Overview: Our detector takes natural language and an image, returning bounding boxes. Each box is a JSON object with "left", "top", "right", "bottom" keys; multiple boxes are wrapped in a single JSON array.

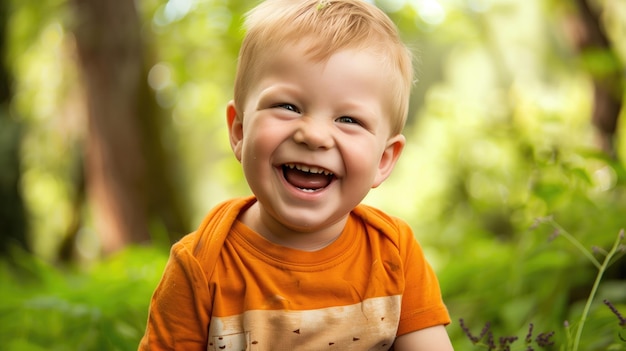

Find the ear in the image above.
[
  {"left": 372, "top": 134, "right": 405, "bottom": 188},
  {"left": 226, "top": 101, "right": 244, "bottom": 162}
]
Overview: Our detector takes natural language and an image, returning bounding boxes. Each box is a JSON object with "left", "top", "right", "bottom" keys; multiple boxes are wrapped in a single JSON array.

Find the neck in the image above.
[{"left": 239, "top": 202, "right": 347, "bottom": 251}]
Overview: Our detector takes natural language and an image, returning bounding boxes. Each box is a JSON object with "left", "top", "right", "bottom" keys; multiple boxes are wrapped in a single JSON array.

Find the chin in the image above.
[{"left": 279, "top": 209, "right": 347, "bottom": 232}]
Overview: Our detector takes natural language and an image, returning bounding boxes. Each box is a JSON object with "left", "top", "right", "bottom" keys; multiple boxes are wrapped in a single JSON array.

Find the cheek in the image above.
[
  {"left": 240, "top": 127, "right": 275, "bottom": 166},
  {"left": 241, "top": 141, "right": 262, "bottom": 166},
  {"left": 343, "top": 145, "right": 381, "bottom": 181}
]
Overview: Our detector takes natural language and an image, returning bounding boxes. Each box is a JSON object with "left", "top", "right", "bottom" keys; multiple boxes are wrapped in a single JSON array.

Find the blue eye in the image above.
[
  {"left": 276, "top": 104, "right": 299, "bottom": 113},
  {"left": 336, "top": 116, "right": 359, "bottom": 124}
]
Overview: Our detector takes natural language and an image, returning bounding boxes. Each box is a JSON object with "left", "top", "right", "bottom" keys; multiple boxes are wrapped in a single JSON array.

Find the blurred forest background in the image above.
[{"left": 0, "top": 0, "right": 625, "bottom": 349}]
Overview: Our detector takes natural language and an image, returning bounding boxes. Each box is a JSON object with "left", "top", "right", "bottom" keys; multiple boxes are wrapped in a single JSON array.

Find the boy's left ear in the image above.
[
  {"left": 226, "top": 101, "right": 244, "bottom": 162},
  {"left": 372, "top": 134, "right": 405, "bottom": 188}
]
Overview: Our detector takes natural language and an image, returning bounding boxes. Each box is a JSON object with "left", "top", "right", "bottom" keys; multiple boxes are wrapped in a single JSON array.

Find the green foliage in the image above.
[
  {"left": 456, "top": 222, "right": 625, "bottom": 351},
  {"left": 428, "top": 106, "right": 626, "bottom": 350},
  {"left": 429, "top": 121, "right": 626, "bottom": 349},
  {"left": 0, "top": 247, "right": 167, "bottom": 350}
]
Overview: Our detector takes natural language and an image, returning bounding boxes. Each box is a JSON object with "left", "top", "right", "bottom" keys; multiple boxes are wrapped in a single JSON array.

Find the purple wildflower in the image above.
[
  {"left": 548, "top": 229, "right": 560, "bottom": 242},
  {"left": 498, "top": 335, "right": 518, "bottom": 351},
  {"left": 525, "top": 323, "right": 534, "bottom": 344},
  {"left": 604, "top": 299, "right": 626, "bottom": 326},
  {"left": 459, "top": 318, "right": 491, "bottom": 344},
  {"left": 486, "top": 331, "right": 495, "bottom": 350},
  {"left": 536, "top": 331, "right": 555, "bottom": 347}
]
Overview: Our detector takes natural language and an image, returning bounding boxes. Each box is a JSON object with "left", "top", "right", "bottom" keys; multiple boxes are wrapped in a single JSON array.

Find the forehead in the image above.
[
  {"left": 257, "top": 40, "right": 387, "bottom": 80},
  {"left": 251, "top": 39, "right": 393, "bottom": 86}
]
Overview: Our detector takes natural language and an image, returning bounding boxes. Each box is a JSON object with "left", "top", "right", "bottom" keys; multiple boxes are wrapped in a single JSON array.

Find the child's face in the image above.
[{"left": 227, "top": 44, "right": 405, "bottom": 236}]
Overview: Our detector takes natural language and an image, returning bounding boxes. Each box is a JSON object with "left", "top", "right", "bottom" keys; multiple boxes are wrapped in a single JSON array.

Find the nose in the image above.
[{"left": 293, "top": 116, "right": 334, "bottom": 150}]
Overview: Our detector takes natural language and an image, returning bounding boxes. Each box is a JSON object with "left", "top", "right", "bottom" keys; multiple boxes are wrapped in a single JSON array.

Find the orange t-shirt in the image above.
[{"left": 139, "top": 197, "right": 449, "bottom": 350}]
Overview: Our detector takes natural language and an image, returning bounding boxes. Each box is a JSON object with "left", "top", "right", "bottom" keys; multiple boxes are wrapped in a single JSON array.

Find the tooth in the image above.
[{"left": 284, "top": 163, "right": 333, "bottom": 175}]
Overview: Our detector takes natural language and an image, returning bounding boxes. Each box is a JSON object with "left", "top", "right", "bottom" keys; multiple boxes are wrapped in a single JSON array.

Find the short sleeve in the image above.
[
  {"left": 138, "top": 240, "right": 212, "bottom": 350},
  {"left": 396, "top": 221, "right": 450, "bottom": 336}
]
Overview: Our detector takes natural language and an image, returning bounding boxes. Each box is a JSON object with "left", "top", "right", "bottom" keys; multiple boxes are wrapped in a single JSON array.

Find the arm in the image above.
[
  {"left": 138, "top": 242, "right": 212, "bottom": 351},
  {"left": 392, "top": 219, "right": 453, "bottom": 350},
  {"left": 393, "top": 325, "right": 454, "bottom": 351},
  {"left": 394, "top": 222, "right": 452, "bottom": 337}
]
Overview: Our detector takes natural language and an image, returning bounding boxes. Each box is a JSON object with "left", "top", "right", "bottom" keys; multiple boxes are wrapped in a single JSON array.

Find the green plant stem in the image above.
[
  {"left": 571, "top": 231, "right": 624, "bottom": 351},
  {"left": 547, "top": 219, "right": 601, "bottom": 269},
  {"left": 563, "top": 321, "right": 572, "bottom": 351}
]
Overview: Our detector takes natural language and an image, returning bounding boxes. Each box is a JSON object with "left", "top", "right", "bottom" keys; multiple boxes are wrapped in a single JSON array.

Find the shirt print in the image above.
[{"left": 207, "top": 295, "right": 401, "bottom": 351}]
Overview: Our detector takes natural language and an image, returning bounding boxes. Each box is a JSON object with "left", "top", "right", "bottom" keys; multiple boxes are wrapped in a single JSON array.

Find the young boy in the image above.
[{"left": 139, "top": 0, "right": 453, "bottom": 350}]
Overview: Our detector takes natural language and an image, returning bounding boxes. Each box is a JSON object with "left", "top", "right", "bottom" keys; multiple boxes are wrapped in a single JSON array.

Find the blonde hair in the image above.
[{"left": 233, "top": 0, "right": 413, "bottom": 135}]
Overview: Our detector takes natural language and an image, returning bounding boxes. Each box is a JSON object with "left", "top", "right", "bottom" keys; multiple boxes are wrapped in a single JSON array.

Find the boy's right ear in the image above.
[{"left": 226, "top": 101, "right": 243, "bottom": 162}]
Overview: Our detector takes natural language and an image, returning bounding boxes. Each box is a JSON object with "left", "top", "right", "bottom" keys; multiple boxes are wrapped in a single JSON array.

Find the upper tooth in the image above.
[{"left": 286, "top": 163, "right": 332, "bottom": 175}]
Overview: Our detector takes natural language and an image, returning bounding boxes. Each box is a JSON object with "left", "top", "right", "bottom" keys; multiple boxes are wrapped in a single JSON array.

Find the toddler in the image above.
[{"left": 139, "top": 0, "right": 453, "bottom": 349}]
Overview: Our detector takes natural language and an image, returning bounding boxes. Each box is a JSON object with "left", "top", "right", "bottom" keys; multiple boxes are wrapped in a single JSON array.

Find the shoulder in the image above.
[
  {"left": 173, "top": 196, "right": 256, "bottom": 258},
  {"left": 352, "top": 203, "right": 413, "bottom": 234},
  {"left": 351, "top": 203, "right": 415, "bottom": 247}
]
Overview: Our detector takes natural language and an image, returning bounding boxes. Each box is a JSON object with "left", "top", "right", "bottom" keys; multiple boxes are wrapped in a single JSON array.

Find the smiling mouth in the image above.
[{"left": 282, "top": 163, "right": 335, "bottom": 192}]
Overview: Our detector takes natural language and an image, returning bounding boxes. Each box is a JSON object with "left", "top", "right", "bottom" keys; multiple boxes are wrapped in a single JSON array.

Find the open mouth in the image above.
[{"left": 282, "top": 163, "right": 335, "bottom": 192}]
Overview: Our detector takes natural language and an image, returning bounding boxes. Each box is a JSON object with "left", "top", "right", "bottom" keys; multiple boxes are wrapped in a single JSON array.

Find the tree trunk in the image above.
[
  {"left": 0, "top": 0, "right": 28, "bottom": 256},
  {"left": 71, "top": 0, "right": 188, "bottom": 254},
  {"left": 568, "top": 0, "right": 623, "bottom": 158}
]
